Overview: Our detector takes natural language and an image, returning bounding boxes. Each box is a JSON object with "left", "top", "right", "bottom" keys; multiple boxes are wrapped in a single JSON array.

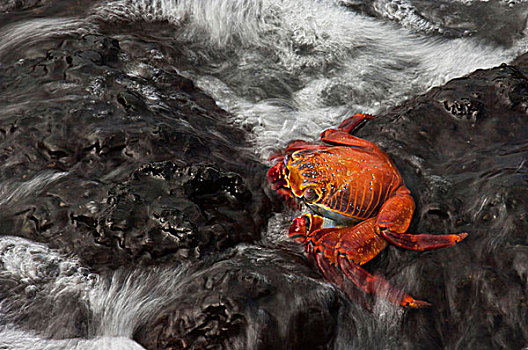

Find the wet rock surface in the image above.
[
  {"left": 133, "top": 246, "right": 340, "bottom": 350},
  {"left": 346, "top": 0, "right": 528, "bottom": 46},
  {"left": 0, "top": 18, "right": 527, "bottom": 350},
  {"left": 0, "top": 34, "right": 273, "bottom": 270},
  {"left": 353, "top": 58, "right": 528, "bottom": 349}
]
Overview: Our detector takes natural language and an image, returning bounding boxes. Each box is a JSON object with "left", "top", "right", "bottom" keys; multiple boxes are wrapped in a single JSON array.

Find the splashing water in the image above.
[
  {"left": 1, "top": 0, "right": 528, "bottom": 348},
  {"left": 94, "top": 0, "right": 526, "bottom": 159}
]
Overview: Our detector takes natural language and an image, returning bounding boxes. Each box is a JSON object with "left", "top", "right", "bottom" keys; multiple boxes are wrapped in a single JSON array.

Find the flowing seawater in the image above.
[{"left": 0, "top": 0, "right": 527, "bottom": 348}]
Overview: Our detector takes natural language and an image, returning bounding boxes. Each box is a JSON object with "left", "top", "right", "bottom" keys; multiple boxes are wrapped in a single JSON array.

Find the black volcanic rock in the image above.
[
  {"left": 352, "top": 60, "right": 528, "bottom": 349},
  {"left": 0, "top": 25, "right": 527, "bottom": 350},
  {"left": 93, "top": 162, "right": 263, "bottom": 265},
  {"left": 133, "top": 57, "right": 527, "bottom": 349},
  {"left": 0, "top": 34, "right": 274, "bottom": 270},
  {"left": 133, "top": 246, "right": 340, "bottom": 350}
]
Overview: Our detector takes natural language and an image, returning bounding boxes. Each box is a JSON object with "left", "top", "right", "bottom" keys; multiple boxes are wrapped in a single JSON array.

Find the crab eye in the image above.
[{"left": 303, "top": 188, "right": 317, "bottom": 202}]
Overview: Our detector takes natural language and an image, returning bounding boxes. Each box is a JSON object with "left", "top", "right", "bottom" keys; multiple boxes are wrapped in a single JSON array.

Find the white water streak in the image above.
[
  {"left": 0, "top": 236, "right": 179, "bottom": 349},
  {"left": 89, "top": 266, "right": 190, "bottom": 338},
  {"left": 0, "top": 328, "right": 145, "bottom": 350},
  {"left": 0, "top": 171, "right": 68, "bottom": 207},
  {"left": 94, "top": 0, "right": 526, "bottom": 159},
  {"left": 0, "top": 18, "right": 95, "bottom": 61}
]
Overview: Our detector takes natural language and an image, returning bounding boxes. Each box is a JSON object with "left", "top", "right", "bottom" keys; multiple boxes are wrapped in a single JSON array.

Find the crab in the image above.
[{"left": 268, "top": 113, "right": 468, "bottom": 308}]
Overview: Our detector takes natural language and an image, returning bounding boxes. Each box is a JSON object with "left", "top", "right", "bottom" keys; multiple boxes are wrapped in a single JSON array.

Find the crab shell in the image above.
[{"left": 271, "top": 146, "right": 404, "bottom": 223}]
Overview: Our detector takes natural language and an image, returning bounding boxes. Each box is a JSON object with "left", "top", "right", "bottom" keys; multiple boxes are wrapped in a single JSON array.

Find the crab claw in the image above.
[
  {"left": 288, "top": 216, "right": 309, "bottom": 244},
  {"left": 267, "top": 162, "right": 288, "bottom": 190},
  {"left": 288, "top": 213, "right": 325, "bottom": 244}
]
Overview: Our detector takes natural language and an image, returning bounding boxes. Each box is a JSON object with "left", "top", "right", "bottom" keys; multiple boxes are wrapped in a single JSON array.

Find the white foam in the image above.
[
  {"left": 0, "top": 171, "right": 68, "bottom": 207},
  {"left": 0, "top": 327, "right": 146, "bottom": 350},
  {"left": 89, "top": 266, "right": 190, "bottom": 338},
  {"left": 0, "top": 18, "right": 94, "bottom": 61},
  {"left": 0, "top": 236, "right": 176, "bottom": 348},
  {"left": 94, "top": 0, "right": 523, "bottom": 160},
  {"left": 371, "top": 0, "right": 444, "bottom": 34}
]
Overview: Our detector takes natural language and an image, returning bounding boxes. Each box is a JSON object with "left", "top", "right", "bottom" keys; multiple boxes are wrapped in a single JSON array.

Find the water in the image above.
[
  {"left": 91, "top": 0, "right": 526, "bottom": 158},
  {"left": 1, "top": 0, "right": 527, "bottom": 349}
]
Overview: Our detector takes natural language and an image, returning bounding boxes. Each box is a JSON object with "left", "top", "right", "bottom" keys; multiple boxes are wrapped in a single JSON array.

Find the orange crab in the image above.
[{"left": 268, "top": 113, "right": 468, "bottom": 308}]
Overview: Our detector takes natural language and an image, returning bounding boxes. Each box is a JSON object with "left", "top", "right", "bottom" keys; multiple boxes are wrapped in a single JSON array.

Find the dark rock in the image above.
[
  {"left": 0, "top": 0, "right": 41, "bottom": 13},
  {"left": 1, "top": 15, "right": 527, "bottom": 350},
  {"left": 92, "top": 161, "right": 264, "bottom": 265},
  {"left": 133, "top": 246, "right": 340, "bottom": 350},
  {"left": 353, "top": 60, "right": 528, "bottom": 349},
  {"left": 0, "top": 34, "right": 274, "bottom": 271},
  {"left": 346, "top": 1, "right": 528, "bottom": 46}
]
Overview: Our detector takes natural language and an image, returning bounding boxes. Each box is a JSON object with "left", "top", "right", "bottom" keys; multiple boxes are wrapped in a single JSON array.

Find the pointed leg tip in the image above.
[
  {"left": 403, "top": 298, "right": 431, "bottom": 309},
  {"left": 360, "top": 113, "right": 376, "bottom": 120},
  {"left": 458, "top": 232, "right": 469, "bottom": 241}
]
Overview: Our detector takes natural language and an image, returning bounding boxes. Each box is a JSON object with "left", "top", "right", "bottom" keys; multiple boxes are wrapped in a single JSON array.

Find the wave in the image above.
[{"left": 93, "top": 0, "right": 524, "bottom": 159}]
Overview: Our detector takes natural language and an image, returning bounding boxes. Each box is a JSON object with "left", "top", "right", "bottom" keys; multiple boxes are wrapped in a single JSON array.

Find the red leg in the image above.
[
  {"left": 337, "top": 113, "right": 375, "bottom": 134},
  {"left": 284, "top": 140, "right": 330, "bottom": 154},
  {"left": 338, "top": 256, "right": 430, "bottom": 308},
  {"left": 381, "top": 230, "right": 468, "bottom": 251},
  {"left": 269, "top": 140, "right": 332, "bottom": 161},
  {"left": 376, "top": 186, "right": 415, "bottom": 233},
  {"left": 271, "top": 113, "right": 374, "bottom": 160},
  {"left": 304, "top": 217, "right": 428, "bottom": 308},
  {"left": 376, "top": 186, "right": 468, "bottom": 250},
  {"left": 309, "top": 218, "right": 387, "bottom": 265},
  {"left": 300, "top": 217, "right": 372, "bottom": 308},
  {"left": 320, "top": 129, "right": 383, "bottom": 153},
  {"left": 315, "top": 253, "right": 372, "bottom": 310}
]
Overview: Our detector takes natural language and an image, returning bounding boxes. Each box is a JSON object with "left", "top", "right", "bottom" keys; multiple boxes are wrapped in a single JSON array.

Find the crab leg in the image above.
[
  {"left": 272, "top": 112, "right": 374, "bottom": 160},
  {"left": 291, "top": 214, "right": 371, "bottom": 306},
  {"left": 336, "top": 113, "right": 375, "bottom": 134},
  {"left": 320, "top": 129, "right": 384, "bottom": 153},
  {"left": 284, "top": 140, "right": 331, "bottom": 154},
  {"left": 314, "top": 253, "right": 371, "bottom": 310},
  {"left": 292, "top": 214, "right": 430, "bottom": 308},
  {"left": 380, "top": 230, "right": 468, "bottom": 251},
  {"left": 269, "top": 140, "right": 332, "bottom": 161},
  {"left": 376, "top": 186, "right": 468, "bottom": 250},
  {"left": 337, "top": 255, "right": 430, "bottom": 308},
  {"left": 325, "top": 218, "right": 429, "bottom": 308}
]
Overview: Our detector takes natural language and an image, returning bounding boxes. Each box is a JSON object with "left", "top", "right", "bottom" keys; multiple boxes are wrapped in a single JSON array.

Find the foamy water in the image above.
[
  {"left": 1, "top": 0, "right": 527, "bottom": 348},
  {"left": 92, "top": 0, "right": 527, "bottom": 159}
]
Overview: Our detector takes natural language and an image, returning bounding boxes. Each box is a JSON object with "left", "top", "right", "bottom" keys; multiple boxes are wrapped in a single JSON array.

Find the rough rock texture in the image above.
[
  {"left": 0, "top": 34, "right": 273, "bottom": 270},
  {"left": 345, "top": 0, "right": 527, "bottom": 46},
  {"left": 0, "top": 23, "right": 527, "bottom": 350},
  {"left": 0, "top": 32, "right": 341, "bottom": 350},
  {"left": 133, "top": 246, "right": 340, "bottom": 350},
  {"left": 352, "top": 58, "right": 528, "bottom": 349},
  {"left": 129, "top": 53, "right": 527, "bottom": 349}
]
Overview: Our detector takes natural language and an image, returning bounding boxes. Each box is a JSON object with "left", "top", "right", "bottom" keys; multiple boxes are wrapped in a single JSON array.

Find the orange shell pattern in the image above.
[{"left": 286, "top": 146, "right": 403, "bottom": 220}]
